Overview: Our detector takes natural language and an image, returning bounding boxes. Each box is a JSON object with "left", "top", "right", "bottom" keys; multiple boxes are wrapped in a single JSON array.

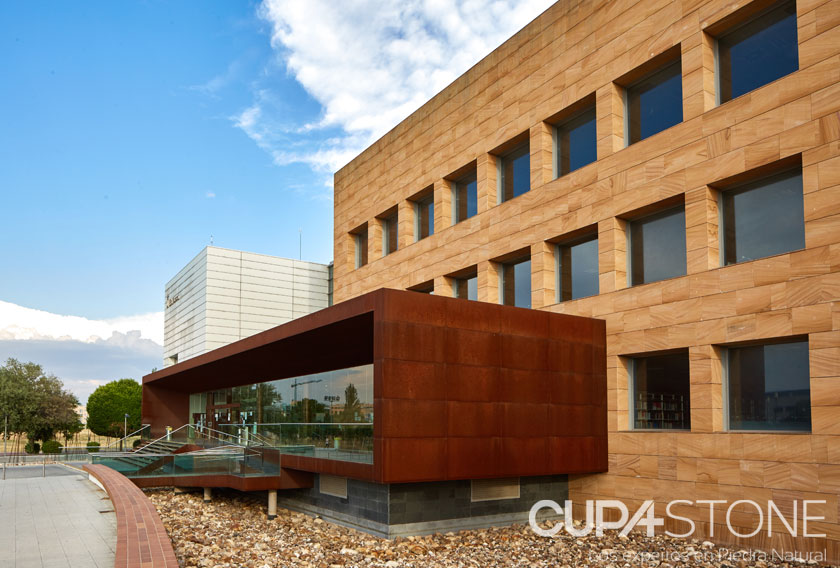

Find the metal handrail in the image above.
[
  {"left": 102, "top": 423, "right": 152, "bottom": 450},
  {"left": 135, "top": 423, "right": 193, "bottom": 452},
  {"left": 192, "top": 424, "right": 267, "bottom": 447}
]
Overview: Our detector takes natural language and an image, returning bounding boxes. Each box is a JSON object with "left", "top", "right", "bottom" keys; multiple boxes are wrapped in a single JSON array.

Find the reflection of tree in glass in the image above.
[
  {"left": 287, "top": 398, "right": 327, "bottom": 423},
  {"left": 256, "top": 383, "right": 280, "bottom": 423},
  {"left": 237, "top": 383, "right": 281, "bottom": 423},
  {"left": 340, "top": 383, "right": 361, "bottom": 423}
]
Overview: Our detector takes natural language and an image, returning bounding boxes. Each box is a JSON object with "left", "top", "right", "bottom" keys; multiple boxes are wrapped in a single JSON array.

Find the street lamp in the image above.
[{"left": 123, "top": 414, "right": 129, "bottom": 451}]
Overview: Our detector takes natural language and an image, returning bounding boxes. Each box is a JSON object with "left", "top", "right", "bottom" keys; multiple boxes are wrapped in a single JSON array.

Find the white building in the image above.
[{"left": 163, "top": 246, "right": 332, "bottom": 366}]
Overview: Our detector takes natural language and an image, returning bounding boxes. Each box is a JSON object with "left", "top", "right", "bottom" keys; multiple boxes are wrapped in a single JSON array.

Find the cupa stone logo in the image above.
[{"left": 529, "top": 499, "right": 827, "bottom": 539}]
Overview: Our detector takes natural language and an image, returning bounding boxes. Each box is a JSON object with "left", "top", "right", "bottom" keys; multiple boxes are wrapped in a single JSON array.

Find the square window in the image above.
[
  {"left": 414, "top": 193, "right": 434, "bottom": 241},
  {"left": 353, "top": 226, "right": 368, "bottom": 268},
  {"left": 716, "top": 0, "right": 798, "bottom": 104},
  {"left": 628, "top": 205, "right": 687, "bottom": 286},
  {"left": 453, "top": 170, "right": 478, "bottom": 223},
  {"left": 500, "top": 257, "right": 531, "bottom": 308},
  {"left": 625, "top": 58, "right": 683, "bottom": 145},
  {"left": 555, "top": 106, "right": 597, "bottom": 177},
  {"left": 631, "top": 351, "right": 691, "bottom": 430},
  {"left": 726, "top": 339, "right": 810, "bottom": 431},
  {"left": 720, "top": 167, "right": 805, "bottom": 265},
  {"left": 499, "top": 142, "right": 530, "bottom": 202},
  {"left": 453, "top": 270, "right": 478, "bottom": 301},
  {"left": 556, "top": 234, "right": 599, "bottom": 302},
  {"left": 381, "top": 211, "right": 398, "bottom": 256}
]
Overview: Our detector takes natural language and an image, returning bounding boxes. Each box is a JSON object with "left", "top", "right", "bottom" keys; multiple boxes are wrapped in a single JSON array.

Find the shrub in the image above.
[
  {"left": 132, "top": 438, "right": 144, "bottom": 449},
  {"left": 42, "top": 440, "right": 62, "bottom": 454},
  {"left": 25, "top": 441, "right": 41, "bottom": 454},
  {"left": 87, "top": 441, "right": 100, "bottom": 453}
]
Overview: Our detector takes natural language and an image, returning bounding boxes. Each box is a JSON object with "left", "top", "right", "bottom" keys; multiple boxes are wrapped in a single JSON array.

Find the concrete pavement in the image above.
[{"left": 0, "top": 465, "right": 116, "bottom": 568}]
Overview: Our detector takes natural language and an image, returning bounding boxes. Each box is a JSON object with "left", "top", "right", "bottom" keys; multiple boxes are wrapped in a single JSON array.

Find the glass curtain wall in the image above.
[{"left": 188, "top": 364, "right": 373, "bottom": 463}]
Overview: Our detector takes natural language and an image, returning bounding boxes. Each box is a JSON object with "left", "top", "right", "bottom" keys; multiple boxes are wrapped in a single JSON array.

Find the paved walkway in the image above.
[{"left": 0, "top": 465, "right": 116, "bottom": 568}]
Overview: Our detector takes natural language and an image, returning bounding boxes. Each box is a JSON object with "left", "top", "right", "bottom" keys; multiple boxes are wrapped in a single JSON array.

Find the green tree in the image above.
[
  {"left": 0, "top": 359, "right": 80, "bottom": 449},
  {"left": 26, "top": 374, "right": 81, "bottom": 442},
  {"left": 86, "top": 379, "right": 142, "bottom": 438},
  {"left": 340, "top": 383, "right": 362, "bottom": 423}
]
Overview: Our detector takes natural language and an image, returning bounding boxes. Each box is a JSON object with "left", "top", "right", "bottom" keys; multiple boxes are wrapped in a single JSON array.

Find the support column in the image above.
[
  {"left": 433, "top": 275, "right": 454, "bottom": 297},
  {"left": 531, "top": 241, "right": 556, "bottom": 309},
  {"left": 203, "top": 487, "right": 212, "bottom": 503},
  {"left": 268, "top": 489, "right": 277, "bottom": 520},
  {"left": 398, "top": 200, "right": 414, "bottom": 249},
  {"left": 598, "top": 217, "right": 628, "bottom": 293},
  {"left": 434, "top": 179, "right": 452, "bottom": 230},
  {"left": 369, "top": 217, "right": 384, "bottom": 259},
  {"left": 531, "top": 121, "right": 554, "bottom": 188},
  {"left": 476, "top": 153, "right": 498, "bottom": 212},
  {"left": 477, "top": 260, "right": 500, "bottom": 304},
  {"left": 596, "top": 83, "right": 625, "bottom": 159},
  {"left": 685, "top": 187, "right": 720, "bottom": 274}
]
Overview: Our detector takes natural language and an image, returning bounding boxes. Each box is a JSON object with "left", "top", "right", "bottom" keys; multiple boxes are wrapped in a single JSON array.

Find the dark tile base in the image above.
[{"left": 277, "top": 474, "right": 568, "bottom": 537}]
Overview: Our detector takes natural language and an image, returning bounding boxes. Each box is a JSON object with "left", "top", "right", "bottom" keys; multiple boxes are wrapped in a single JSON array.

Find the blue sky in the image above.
[
  {"left": 1, "top": 1, "right": 331, "bottom": 320},
  {"left": 0, "top": 0, "right": 553, "bottom": 402}
]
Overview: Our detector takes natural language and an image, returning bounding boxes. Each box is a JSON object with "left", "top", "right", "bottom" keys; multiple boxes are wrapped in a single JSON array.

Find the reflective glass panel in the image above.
[
  {"left": 190, "top": 364, "right": 374, "bottom": 464},
  {"left": 556, "top": 106, "right": 597, "bottom": 176},
  {"left": 722, "top": 168, "right": 805, "bottom": 265},
  {"left": 454, "top": 273, "right": 478, "bottom": 301},
  {"left": 454, "top": 171, "right": 478, "bottom": 222},
  {"left": 501, "top": 258, "right": 531, "bottom": 308},
  {"left": 626, "top": 59, "right": 683, "bottom": 144},
  {"left": 718, "top": 1, "right": 798, "bottom": 103},
  {"left": 728, "top": 340, "right": 810, "bottom": 431},
  {"left": 500, "top": 143, "right": 530, "bottom": 202},
  {"left": 629, "top": 206, "right": 687, "bottom": 285},
  {"left": 355, "top": 228, "right": 368, "bottom": 268},
  {"left": 557, "top": 235, "right": 599, "bottom": 301},
  {"left": 383, "top": 213, "right": 398, "bottom": 255},
  {"left": 416, "top": 194, "right": 434, "bottom": 240}
]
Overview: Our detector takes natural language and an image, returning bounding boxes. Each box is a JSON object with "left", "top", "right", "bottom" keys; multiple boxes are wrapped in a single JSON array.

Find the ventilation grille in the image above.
[
  {"left": 471, "top": 478, "right": 520, "bottom": 502},
  {"left": 319, "top": 474, "right": 348, "bottom": 499}
]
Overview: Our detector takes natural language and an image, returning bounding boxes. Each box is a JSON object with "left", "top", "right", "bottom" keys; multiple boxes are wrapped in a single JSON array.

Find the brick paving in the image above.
[{"left": 84, "top": 464, "right": 178, "bottom": 568}]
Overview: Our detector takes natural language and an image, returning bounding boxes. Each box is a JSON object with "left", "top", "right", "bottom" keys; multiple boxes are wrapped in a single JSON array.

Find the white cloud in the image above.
[
  {"left": 237, "top": 0, "right": 554, "bottom": 175},
  {"left": 206, "top": 191, "right": 216, "bottom": 198},
  {"left": 0, "top": 300, "right": 163, "bottom": 346},
  {"left": 0, "top": 338, "right": 161, "bottom": 404},
  {"left": 0, "top": 301, "right": 164, "bottom": 403}
]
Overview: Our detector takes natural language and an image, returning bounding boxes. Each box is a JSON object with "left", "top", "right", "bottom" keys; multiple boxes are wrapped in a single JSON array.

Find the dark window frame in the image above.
[
  {"left": 718, "top": 165, "right": 805, "bottom": 266},
  {"left": 629, "top": 350, "right": 692, "bottom": 431},
  {"left": 714, "top": 0, "right": 799, "bottom": 105},
  {"left": 412, "top": 190, "right": 435, "bottom": 242},
  {"left": 450, "top": 167, "right": 478, "bottom": 224},
  {"left": 554, "top": 105, "right": 598, "bottom": 178},
  {"left": 723, "top": 337, "right": 811, "bottom": 433},
  {"left": 454, "top": 273, "right": 478, "bottom": 301},
  {"left": 555, "top": 232, "right": 599, "bottom": 302},
  {"left": 499, "top": 255, "right": 532, "bottom": 308},
  {"left": 624, "top": 57, "right": 684, "bottom": 145},
  {"left": 380, "top": 210, "right": 398, "bottom": 256},
  {"left": 353, "top": 225, "right": 369, "bottom": 268},
  {"left": 626, "top": 204, "right": 687, "bottom": 286},
  {"left": 498, "top": 141, "right": 531, "bottom": 203}
]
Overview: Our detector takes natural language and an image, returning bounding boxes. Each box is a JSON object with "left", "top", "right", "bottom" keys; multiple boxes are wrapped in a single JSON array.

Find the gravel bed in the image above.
[{"left": 147, "top": 488, "right": 834, "bottom": 568}]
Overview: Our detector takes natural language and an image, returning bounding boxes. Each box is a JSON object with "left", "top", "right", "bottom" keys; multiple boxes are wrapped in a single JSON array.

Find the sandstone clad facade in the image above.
[{"left": 333, "top": 0, "right": 840, "bottom": 558}]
